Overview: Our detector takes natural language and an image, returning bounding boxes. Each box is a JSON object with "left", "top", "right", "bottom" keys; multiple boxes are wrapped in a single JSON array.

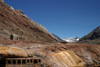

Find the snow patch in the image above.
[{"left": 62, "top": 37, "right": 80, "bottom": 42}]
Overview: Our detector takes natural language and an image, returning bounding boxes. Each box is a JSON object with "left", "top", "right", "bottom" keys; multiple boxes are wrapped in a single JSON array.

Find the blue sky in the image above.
[{"left": 5, "top": 0, "right": 100, "bottom": 38}]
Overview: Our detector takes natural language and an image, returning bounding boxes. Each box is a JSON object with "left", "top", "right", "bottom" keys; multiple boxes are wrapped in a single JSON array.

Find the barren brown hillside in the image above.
[
  {"left": 79, "top": 26, "right": 100, "bottom": 44},
  {"left": 0, "top": 0, "right": 60, "bottom": 42}
]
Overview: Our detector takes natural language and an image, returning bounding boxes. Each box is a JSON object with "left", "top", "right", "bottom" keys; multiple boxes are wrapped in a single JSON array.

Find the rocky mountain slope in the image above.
[
  {"left": 79, "top": 26, "right": 100, "bottom": 44},
  {"left": 0, "top": 0, "right": 60, "bottom": 42}
]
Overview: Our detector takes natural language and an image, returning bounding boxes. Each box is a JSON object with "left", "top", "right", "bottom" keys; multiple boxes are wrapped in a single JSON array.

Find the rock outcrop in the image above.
[
  {"left": 44, "top": 43, "right": 100, "bottom": 66},
  {"left": 47, "top": 50, "right": 86, "bottom": 67},
  {"left": 0, "top": 47, "right": 33, "bottom": 58}
]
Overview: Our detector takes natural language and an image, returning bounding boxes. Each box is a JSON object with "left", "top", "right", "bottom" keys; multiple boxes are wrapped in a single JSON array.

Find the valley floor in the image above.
[{"left": 0, "top": 40, "right": 100, "bottom": 67}]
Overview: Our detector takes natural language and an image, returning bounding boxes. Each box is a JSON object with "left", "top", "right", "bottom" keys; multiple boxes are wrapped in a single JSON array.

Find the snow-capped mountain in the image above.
[{"left": 62, "top": 37, "right": 80, "bottom": 42}]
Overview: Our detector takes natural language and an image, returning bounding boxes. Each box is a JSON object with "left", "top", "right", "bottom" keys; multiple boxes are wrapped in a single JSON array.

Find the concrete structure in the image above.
[{"left": 0, "top": 57, "right": 44, "bottom": 67}]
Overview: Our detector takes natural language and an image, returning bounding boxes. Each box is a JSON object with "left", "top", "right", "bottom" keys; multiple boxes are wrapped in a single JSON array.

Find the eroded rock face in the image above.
[
  {"left": 0, "top": 47, "right": 33, "bottom": 58},
  {"left": 47, "top": 50, "right": 86, "bottom": 67},
  {"left": 43, "top": 43, "right": 100, "bottom": 66}
]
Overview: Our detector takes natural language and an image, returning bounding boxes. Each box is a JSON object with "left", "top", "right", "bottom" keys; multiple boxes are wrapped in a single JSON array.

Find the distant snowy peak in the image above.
[{"left": 62, "top": 37, "right": 80, "bottom": 42}]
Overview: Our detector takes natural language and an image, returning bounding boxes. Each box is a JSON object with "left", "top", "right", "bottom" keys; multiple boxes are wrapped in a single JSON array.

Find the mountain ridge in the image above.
[
  {"left": 0, "top": 1, "right": 60, "bottom": 42},
  {"left": 63, "top": 37, "right": 80, "bottom": 42},
  {"left": 79, "top": 26, "right": 100, "bottom": 44}
]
